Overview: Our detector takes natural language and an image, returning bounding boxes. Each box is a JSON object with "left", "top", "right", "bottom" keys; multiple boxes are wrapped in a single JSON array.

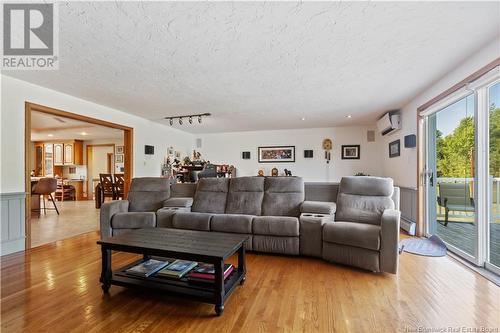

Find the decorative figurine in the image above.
[
  {"left": 284, "top": 169, "right": 292, "bottom": 176},
  {"left": 271, "top": 167, "right": 279, "bottom": 177},
  {"left": 257, "top": 170, "right": 264, "bottom": 177},
  {"left": 323, "top": 138, "right": 333, "bottom": 164}
]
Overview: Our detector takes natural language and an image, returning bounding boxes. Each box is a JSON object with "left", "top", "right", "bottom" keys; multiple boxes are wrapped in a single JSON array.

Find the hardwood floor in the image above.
[
  {"left": 1, "top": 232, "right": 499, "bottom": 333},
  {"left": 30, "top": 200, "right": 99, "bottom": 247}
]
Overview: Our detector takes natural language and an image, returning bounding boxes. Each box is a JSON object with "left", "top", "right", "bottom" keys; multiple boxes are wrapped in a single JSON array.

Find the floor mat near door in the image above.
[{"left": 399, "top": 235, "right": 447, "bottom": 257}]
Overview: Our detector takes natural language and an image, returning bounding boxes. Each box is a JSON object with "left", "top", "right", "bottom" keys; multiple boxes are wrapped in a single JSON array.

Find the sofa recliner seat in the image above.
[
  {"left": 321, "top": 176, "right": 400, "bottom": 273},
  {"left": 100, "top": 177, "right": 170, "bottom": 237}
]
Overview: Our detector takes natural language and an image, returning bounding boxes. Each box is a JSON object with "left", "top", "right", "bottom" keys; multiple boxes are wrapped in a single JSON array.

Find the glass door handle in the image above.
[{"left": 423, "top": 169, "right": 434, "bottom": 187}]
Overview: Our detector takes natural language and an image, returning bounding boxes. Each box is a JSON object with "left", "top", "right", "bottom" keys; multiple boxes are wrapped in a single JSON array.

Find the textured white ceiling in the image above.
[
  {"left": 31, "top": 111, "right": 123, "bottom": 141},
  {"left": 6, "top": 1, "right": 500, "bottom": 133}
]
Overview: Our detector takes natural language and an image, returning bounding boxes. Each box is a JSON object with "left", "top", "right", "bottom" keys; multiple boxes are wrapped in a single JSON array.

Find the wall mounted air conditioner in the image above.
[{"left": 377, "top": 112, "right": 401, "bottom": 136}]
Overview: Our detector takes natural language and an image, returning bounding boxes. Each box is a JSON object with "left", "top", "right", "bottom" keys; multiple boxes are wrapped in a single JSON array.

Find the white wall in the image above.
[
  {"left": 0, "top": 75, "right": 195, "bottom": 194},
  {"left": 197, "top": 126, "right": 383, "bottom": 182},
  {"left": 83, "top": 137, "right": 125, "bottom": 174},
  {"left": 379, "top": 39, "right": 500, "bottom": 188},
  {"left": 0, "top": 75, "right": 194, "bottom": 254}
]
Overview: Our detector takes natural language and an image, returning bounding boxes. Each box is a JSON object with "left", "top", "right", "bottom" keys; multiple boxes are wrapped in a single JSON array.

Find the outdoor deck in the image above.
[{"left": 436, "top": 220, "right": 500, "bottom": 267}]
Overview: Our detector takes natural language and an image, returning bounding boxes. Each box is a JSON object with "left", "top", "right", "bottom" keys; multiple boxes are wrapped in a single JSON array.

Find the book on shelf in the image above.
[
  {"left": 156, "top": 260, "right": 198, "bottom": 279},
  {"left": 125, "top": 259, "right": 170, "bottom": 278},
  {"left": 187, "top": 263, "right": 234, "bottom": 283}
]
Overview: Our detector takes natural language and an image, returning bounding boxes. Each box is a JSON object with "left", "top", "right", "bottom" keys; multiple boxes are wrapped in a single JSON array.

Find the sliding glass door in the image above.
[
  {"left": 488, "top": 81, "right": 500, "bottom": 272},
  {"left": 423, "top": 68, "right": 499, "bottom": 273},
  {"left": 426, "top": 94, "right": 477, "bottom": 261}
]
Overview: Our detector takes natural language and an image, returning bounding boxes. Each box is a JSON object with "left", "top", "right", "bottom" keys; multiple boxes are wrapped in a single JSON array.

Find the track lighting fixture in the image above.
[{"left": 163, "top": 113, "right": 211, "bottom": 126}]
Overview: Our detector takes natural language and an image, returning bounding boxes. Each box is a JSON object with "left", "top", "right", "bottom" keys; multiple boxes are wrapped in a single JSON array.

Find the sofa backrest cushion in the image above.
[
  {"left": 305, "top": 182, "right": 339, "bottom": 202},
  {"left": 225, "top": 177, "right": 265, "bottom": 215},
  {"left": 261, "top": 177, "right": 304, "bottom": 217},
  {"left": 335, "top": 176, "right": 395, "bottom": 225},
  {"left": 128, "top": 177, "right": 171, "bottom": 212},
  {"left": 171, "top": 183, "right": 197, "bottom": 198},
  {"left": 191, "top": 178, "right": 229, "bottom": 214}
]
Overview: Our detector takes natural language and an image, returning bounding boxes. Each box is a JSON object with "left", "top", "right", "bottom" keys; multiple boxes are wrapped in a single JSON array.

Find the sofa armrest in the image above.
[
  {"left": 380, "top": 209, "right": 401, "bottom": 274},
  {"left": 301, "top": 201, "right": 336, "bottom": 215},
  {"left": 163, "top": 197, "right": 193, "bottom": 208},
  {"left": 100, "top": 200, "right": 129, "bottom": 239}
]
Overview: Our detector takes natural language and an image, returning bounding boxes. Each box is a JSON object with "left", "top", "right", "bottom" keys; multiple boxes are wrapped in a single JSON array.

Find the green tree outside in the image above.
[{"left": 436, "top": 103, "right": 500, "bottom": 178}]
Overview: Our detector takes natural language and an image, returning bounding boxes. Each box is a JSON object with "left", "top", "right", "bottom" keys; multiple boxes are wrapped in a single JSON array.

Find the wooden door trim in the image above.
[
  {"left": 26, "top": 102, "right": 133, "bottom": 131},
  {"left": 25, "top": 102, "right": 134, "bottom": 249},
  {"left": 415, "top": 57, "right": 499, "bottom": 237}
]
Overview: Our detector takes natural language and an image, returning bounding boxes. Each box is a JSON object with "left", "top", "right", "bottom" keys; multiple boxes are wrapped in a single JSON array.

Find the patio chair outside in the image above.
[{"left": 437, "top": 182, "right": 475, "bottom": 226}]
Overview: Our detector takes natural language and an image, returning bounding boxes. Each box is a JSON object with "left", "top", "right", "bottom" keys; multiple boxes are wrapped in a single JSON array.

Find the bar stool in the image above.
[{"left": 32, "top": 178, "right": 59, "bottom": 216}]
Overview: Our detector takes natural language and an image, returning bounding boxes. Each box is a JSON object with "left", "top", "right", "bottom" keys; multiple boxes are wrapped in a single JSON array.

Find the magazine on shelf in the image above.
[
  {"left": 187, "top": 263, "right": 234, "bottom": 282},
  {"left": 156, "top": 260, "right": 197, "bottom": 278},
  {"left": 125, "top": 259, "right": 170, "bottom": 277}
]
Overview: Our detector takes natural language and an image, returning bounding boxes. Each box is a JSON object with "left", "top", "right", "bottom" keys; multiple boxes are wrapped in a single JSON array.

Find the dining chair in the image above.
[
  {"left": 55, "top": 178, "right": 76, "bottom": 201},
  {"left": 113, "top": 173, "right": 125, "bottom": 200},
  {"left": 99, "top": 173, "right": 115, "bottom": 203}
]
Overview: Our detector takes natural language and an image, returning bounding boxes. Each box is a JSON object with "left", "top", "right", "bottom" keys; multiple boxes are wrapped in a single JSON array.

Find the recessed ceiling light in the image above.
[
  {"left": 48, "top": 134, "right": 54, "bottom": 137},
  {"left": 80, "top": 132, "right": 87, "bottom": 136},
  {"left": 345, "top": 115, "right": 352, "bottom": 118},
  {"left": 301, "top": 117, "right": 306, "bottom": 121}
]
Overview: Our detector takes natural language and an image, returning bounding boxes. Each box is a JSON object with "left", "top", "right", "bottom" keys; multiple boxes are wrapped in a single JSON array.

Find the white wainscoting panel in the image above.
[{"left": 0, "top": 192, "right": 26, "bottom": 255}]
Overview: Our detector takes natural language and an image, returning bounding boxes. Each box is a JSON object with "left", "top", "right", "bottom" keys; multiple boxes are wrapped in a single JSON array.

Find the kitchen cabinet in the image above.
[
  {"left": 44, "top": 144, "right": 54, "bottom": 176},
  {"left": 34, "top": 143, "right": 44, "bottom": 176},
  {"left": 64, "top": 143, "right": 73, "bottom": 164},
  {"left": 33, "top": 140, "right": 85, "bottom": 176},
  {"left": 66, "top": 180, "right": 84, "bottom": 200},
  {"left": 54, "top": 144, "right": 64, "bottom": 165},
  {"left": 63, "top": 141, "right": 83, "bottom": 165}
]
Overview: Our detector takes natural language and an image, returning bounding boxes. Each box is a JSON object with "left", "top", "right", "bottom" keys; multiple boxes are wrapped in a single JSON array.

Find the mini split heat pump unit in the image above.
[{"left": 377, "top": 112, "right": 401, "bottom": 136}]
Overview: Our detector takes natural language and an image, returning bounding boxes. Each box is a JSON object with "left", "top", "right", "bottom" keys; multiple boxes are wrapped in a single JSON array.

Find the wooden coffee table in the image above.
[{"left": 97, "top": 228, "right": 248, "bottom": 315}]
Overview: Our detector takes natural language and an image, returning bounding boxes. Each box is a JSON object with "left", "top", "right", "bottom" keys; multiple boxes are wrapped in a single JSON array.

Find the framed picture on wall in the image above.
[
  {"left": 341, "top": 145, "right": 360, "bottom": 159},
  {"left": 389, "top": 140, "right": 401, "bottom": 158},
  {"left": 258, "top": 146, "right": 295, "bottom": 163},
  {"left": 167, "top": 147, "right": 174, "bottom": 156},
  {"left": 115, "top": 146, "right": 124, "bottom": 154},
  {"left": 115, "top": 155, "right": 124, "bottom": 163}
]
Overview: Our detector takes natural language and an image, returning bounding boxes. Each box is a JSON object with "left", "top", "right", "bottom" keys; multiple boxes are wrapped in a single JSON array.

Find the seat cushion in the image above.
[
  {"left": 211, "top": 214, "right": 253, "bottom": 234},
  {"left": 225, "top": 177, "right": 265, "bottom": 215},
  {"left": 191, "top": 178, "right": 229, "bottom": 214},
  {"left": 253, "top": 216, "right": 299, "bottom": 236},
  {"left": 111, "top": 212, "right": 156, "bottom": 229},
  {"left": 323, "top": 221, "right": 380, "bottom": 251},
  {"left": 172, "top": 212, "right": 213, "bottom": 231},
  {"left": 261, "top": 177, "right": 304, "bottom": 217}
]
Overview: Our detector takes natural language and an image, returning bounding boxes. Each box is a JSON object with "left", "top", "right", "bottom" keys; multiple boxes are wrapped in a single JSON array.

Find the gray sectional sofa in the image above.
[{"left": 100, "top": 176, "right": 401, "bottom": 273}]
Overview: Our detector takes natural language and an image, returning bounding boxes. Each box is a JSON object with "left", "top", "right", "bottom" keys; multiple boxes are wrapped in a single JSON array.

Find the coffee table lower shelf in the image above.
[{"left": 105, "top": 259, "right": 245, "bottom": 308}]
